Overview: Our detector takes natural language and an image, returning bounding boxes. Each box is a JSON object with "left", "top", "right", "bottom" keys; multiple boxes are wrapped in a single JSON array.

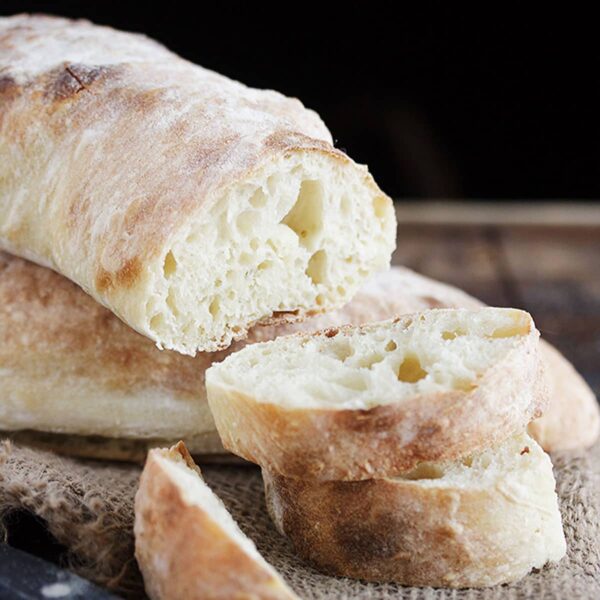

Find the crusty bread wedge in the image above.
[
  {"left": 206, "top": 308, "right": 548, "bottom": 480},
  {"left": 263, "top": 433, "right": 566, "bottom": 588},
  {"left": 134, "top": 442, "right": 297, "bottom": 600},
  {"left": 0, "top": 15, "right": 395, "bottom": 355}
]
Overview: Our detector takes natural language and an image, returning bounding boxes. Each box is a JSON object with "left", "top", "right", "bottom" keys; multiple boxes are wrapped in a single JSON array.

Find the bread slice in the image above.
[
  {"left": 263, "top": 433, "right": 566, "bottom": 588},
  {"left": 134, "top": 442, "right": 297, "bottom": 600},
  {"left": 0, "top": 15, "right": 395, "bottom": 355},
  {"left": 206, "top": 308, "right": 547, "bottom": 480}
]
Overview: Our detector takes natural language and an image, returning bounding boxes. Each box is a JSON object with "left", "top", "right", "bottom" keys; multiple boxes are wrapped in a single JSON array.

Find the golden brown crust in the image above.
[
  {"left": 208, "top": 317, "right": 549, "bottom": 480},
  {"left": 135, "top": 444, "right": 297, "bottom": 600},
  {"left": 262, "top": 438, "right": 566, "bottom": 587}
]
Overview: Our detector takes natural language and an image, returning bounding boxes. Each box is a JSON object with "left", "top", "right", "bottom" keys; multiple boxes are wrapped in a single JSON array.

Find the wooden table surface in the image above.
[{"left": 393, "top": 202, "right": 600, "bottom": 397}]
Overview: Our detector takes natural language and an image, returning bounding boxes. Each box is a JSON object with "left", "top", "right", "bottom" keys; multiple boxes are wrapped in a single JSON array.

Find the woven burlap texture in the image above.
[{"left": 1, "top": 439, "right": 598, "bottom": 599}]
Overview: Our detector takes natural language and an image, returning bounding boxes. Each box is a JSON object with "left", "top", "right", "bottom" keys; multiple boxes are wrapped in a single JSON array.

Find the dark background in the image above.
[{"left": 3, "top": 3, "right": 599, "bottom": 200}]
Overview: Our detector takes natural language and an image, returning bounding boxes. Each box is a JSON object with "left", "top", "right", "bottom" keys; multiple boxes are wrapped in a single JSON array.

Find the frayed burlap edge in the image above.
[{"left": 0, "top": 440, "right": 143, "bottom": 597}]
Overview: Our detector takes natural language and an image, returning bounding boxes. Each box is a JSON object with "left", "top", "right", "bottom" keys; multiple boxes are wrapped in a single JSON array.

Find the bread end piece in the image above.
[{"left": 134, "top": 442, "right": 297, "bottom": 600}]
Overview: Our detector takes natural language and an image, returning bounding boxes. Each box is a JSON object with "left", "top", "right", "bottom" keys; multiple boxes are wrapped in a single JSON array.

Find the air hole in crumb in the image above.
[
  {"left": 209, "top": 298, "right": 220, "bottom": 318},
  {"left": 150, "top": 313, "right": 165, "bottom": 332},
  {"left": 250, "top": 238, "right": 260, "bottom": 250},
  {"left": 337, "top": 286, "right": 346, "bottom": 296},
  {"left": 462, "top": 456, "right": 474, "bottom": 467},
  {"left": 335, "top": 373, "right": 368, "bottom": 392},
  {"left": 240, "top": 252, "right": 253, "bottom": 266},
  {"left": 358, "top": 353, "right": 384, "bottom": 369},
  {"left": 166, "top": 289, "right": 179, "bottom": 316},
  {"left": 453, "top": 379, "right": 477, "bottom": 392},
  {"left": 329, "top": 341, "right": 353, "bottom": 362},
  {"left": 487, "top": 324, "right": 529, "bottom": 339},
  {"left": 236, "top": 211, "right": 260, "bottom": 236},
  {"left": 215, "top": 279, "right": 222, "bottom": 288},
  {"left": 232, "top": 325, "right": 242, "bottom": 334},
  {"left": 341, "top": 196, "right": 351, "bottom": 214},
  {"left": 306, "top": 249, "right": 327, "bottom": 285},
  {"left": 385, "top": 340, "right": 397, "bottom": 352},
  {"left": 267, "top": 174, "right": 282, "bottom": 194},
  {"left": 257, "top": 260, "right": 272, "bottom": 271},
  {"left": 373, "top": 196, "right": 389, "bottom": 219},
  {"left": 442, "top": 328, "right": 467, "bottom": 340},
  {"left": 249, "top": 188, "right": 267, "bottom": 208},
  {"left": 316, "top": 294, "right": 326, "bottom": 306},
  {"left": 397, "top": 355, "right": 428, "bottom": 383},
  {"left": 163, "top": 251, "right": 177, "bottom": 278},
  {"left": 281, "top": 180, "right": 324, "bottom": 249},
  {"left": 479, "top": 456, "right": 491, "bottom": 468},
  {"left": 402, "top": 463, "right": 445, "bottom": 480}
]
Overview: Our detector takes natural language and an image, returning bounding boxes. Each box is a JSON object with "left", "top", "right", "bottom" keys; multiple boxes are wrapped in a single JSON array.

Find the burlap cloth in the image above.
[{"left": 0, "top": 439, "right": 598, "bottom": 599}]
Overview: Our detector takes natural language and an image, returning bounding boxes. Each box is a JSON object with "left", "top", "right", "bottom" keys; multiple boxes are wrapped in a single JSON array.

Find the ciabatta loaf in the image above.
[
  {"left": 135, "top": 442, "right": 297, "bottom": 600},
  {"left": 2, "top": 256, "right": 593, "bottom": 460},
  {"left": 0, "top": 15, "right": 395, "bottom": 355},
  {"left": 264, "top": 433, "right": 566, "bottom": 588},
  {"left": 207, "top": 308, "right": 547, "bottom": 480},
  {"left": 0, "top": 252, "right": 218, "bottom": 449},
  {"left": 527, "top": 341, "right": 600, "bottom": 451}
]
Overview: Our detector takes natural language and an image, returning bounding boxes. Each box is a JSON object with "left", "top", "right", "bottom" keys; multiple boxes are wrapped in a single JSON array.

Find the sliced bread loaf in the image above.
[
  {"left": 134, "top": 442, "right": 297, "bottom": 600},
  {"left": 263, "top": 433, "right": 566, "bottom": 588},
  {"left": 206, "top": 308, "right": 547, "bottom": 480},
  {"left": 0, "top": 15, "right": 395, "bottom": 355}
]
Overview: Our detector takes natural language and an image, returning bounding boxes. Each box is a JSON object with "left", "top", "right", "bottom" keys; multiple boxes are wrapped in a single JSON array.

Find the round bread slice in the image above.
[
  {"left": 206, "top": 308, "right": 547, "bottom": 480},
  {"left": 263, "top": 433, "right": 566, "bottom": 588},
  {"left": 134, "top": 442, "right": 297, "bottom": 600}
]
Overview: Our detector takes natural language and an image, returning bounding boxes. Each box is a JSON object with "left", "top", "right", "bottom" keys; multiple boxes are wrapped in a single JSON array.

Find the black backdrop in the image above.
[{"left": 2, "top": 3, "right": 599, "bottom": 200}]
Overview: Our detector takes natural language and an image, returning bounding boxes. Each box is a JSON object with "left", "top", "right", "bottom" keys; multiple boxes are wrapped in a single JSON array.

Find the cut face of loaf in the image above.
[
  {"left": 140, "top": 152, "right": 394, "bottom": 354},
  {"left": 0, "top": 15, "right": 395, "bottom": 355},
  {"left": 134, "top": 442, "right": 297, "bottom": 600},
  {"left": 264, "top": 433, "right": 566, "bottom": 588},
  {"left": 206, "top": 308, "right": 548, "bottom": 479}
]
